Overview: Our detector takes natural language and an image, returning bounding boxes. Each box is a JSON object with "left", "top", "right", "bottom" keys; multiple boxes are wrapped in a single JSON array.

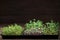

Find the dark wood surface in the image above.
[
  {"left": 2, "top": 39, "right": 60, "bottom": 40},
  {"left": 0, "top": 0, "right": 60, "bottom": 24}
]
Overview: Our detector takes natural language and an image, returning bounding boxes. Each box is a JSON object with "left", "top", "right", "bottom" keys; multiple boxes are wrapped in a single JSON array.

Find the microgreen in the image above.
[{"left": 2, "top": 24, "right": 24, "bottom": 35}]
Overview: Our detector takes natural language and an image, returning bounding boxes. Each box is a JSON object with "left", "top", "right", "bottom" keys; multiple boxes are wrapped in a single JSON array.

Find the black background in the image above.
[{"left": 0, "top": 0, "right": 60, "bottom": 24}]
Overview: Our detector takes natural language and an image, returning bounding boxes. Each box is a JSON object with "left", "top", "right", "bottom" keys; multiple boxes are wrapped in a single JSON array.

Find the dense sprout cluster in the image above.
[
  {"left": 24, "top": 19, "right": 59, "bottom": 35},
  {"left": 2, "top": 19, "right": 59, "bottom": 35},
  {"left": 42, "top": 20, "right": 59, "bottom": 35},
  {"left": 2, "top": 24, "right": 24, "bottom": 35}
]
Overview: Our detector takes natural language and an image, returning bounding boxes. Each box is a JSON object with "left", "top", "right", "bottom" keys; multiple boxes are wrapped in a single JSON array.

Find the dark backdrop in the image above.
[{"left": 0, "top": 0, "right": 60, "bottom": 24}]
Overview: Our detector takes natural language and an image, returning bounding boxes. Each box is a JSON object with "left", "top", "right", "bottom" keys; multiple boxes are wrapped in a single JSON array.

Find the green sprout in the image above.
[
  {"left": 2, "top": 24, "right": 24, "bottom": 35},
  {"left": 42, "top": 20, "right": 59, "bottom": 35},
  {"left": 24, "top": 19, "right": 59, "bottom": 35},
  {"left": 25, "top": 19, "right": 43, "bottom": 29},
  {"left": 24, "top": 19, "right": 44, "bottom": 35},
  {"left": 1, "top": 19, "right": 59, "bottom": 35}
]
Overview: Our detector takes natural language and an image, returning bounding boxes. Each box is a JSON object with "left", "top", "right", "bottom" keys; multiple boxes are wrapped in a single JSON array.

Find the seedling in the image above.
[
  {"left": 43, "top": 20, "right": 59, "bottom": 35},
  {"left": 24, "top": 19, "right": 44, "bottom": 35},
  {"left": 2, "top": 24, "right": 24, "bottom": 35}
]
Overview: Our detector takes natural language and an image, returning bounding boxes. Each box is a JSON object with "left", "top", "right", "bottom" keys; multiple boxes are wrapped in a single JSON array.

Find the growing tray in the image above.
[{"left": 2, "top": 35, "right": 59, "bottom": 39}]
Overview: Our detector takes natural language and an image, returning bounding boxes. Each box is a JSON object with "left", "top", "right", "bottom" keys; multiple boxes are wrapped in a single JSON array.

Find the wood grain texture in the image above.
[{"left": 3, "top": 39, "right": 60, "bottom": 40}]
